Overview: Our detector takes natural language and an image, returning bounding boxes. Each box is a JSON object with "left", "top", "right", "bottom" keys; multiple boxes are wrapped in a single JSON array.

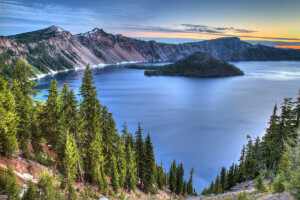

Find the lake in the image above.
[{"left": 35, "top": 61, "right": 300, "bottom": 192}]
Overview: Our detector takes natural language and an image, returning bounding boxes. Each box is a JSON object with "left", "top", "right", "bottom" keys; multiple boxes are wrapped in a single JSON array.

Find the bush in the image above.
[
  {"left": 289, "top": 169, "right": 300, "bottom": 200},
  {"left": 237, "top": 191, "right": 250, "bottom": 200},
  {"left": 0, "top": 165, "right": 20, "bottom": 199},
  {"left": 272, "top": 172, "right": 285, "bottom": 193},
  {"left": 254, "top": 174, "right": 266, "bottom": 191},
  {"left": 36, "top": 151, "right": 52, "bottom": 167}
]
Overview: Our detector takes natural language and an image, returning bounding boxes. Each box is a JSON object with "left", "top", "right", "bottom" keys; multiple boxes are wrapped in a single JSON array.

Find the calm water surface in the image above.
[{"left": 35, "top": 61, "right": 300, "bottom": 191}]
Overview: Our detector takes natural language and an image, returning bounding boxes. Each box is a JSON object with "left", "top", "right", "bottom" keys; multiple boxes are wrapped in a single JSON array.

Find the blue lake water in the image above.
[{"left": 35, "top": 61, "right": 300, "bottom": 191}]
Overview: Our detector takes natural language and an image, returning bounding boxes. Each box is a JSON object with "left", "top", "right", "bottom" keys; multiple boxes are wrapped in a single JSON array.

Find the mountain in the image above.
[
  {"left": 0, "top": 26, "right": 299, "bottom": 76},
  {"left": 144, "top": 52, "right": 244, "bottom": 77}
]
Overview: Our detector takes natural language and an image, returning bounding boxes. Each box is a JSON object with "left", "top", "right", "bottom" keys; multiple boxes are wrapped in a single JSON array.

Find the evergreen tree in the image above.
[
  {"left": 187, "top": 168, "right": 194, "bottom": 195},
  {"left": 175, "top": 163, "right": 184, "bottom": 195},
  {"left": 41, "top": 79, "right": 60, "bottom": 147},
  {"left": 79, "top": 65, "right": 106, "bottom": 188},
  {"left": 143, "top": 134, "right": 156, "bottom": 194},
  {"left": 226, "top": 163, "right": 236, "bottom": 190},
  {"left": 63, "top": 132, "right": 79, "bottom": 199},
  {"left": 22, "top": 181, "right": 38, "bottom": 200},
  {"left": 156, "top": 162, "right": 165, "bottom": 190},
  {"left": 125, "top": 144, "right": 137, "bottom": 192},
  {"left": 220, "top": 167, "right": 227, "bottom": 193},
  {"left": 6, "top": 164, "right": 20, "bottom": 200},
  {"left": 110, "top": 155, "right": 120, "bottom": 193},
  {"left": 134, "top": 123, "right": 144, "bottom": 185},
  {"left": 262, "top": 104, "right": 280, "bottom": 169},
  {"left": 254, "top": 174, "right": 266, "bottom": 191},
  {"left": 169, "top": 159, "right": 177, "bottom": 193},
  {"left": 213, "top": 175, "right": 220, "bottom": 194},
  {"left": 0, "top": 77, "right": 18, "bottom": 158},
  {"left": 36, "top": 173, "right": 55, "bottom": 200},
  {"left": 183, "top": 180, "right": 187, "bottom": 195},
  {"left": 101, "top": 106, "right": 117, "bottom": 170},
  {"left": 115, "top": 135, "right": 126, "bottom": 187}
]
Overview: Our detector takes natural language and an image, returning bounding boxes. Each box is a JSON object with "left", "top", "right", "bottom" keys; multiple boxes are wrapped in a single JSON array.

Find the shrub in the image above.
[
  {"left": 254, "top": 174, "right": 266, "bottom": 191},
  {"left": 237, "top": 191, "right": 250, "bottom": 200},
  {"left": 272, "top": 172, "right": 285, "bottom": 193}
]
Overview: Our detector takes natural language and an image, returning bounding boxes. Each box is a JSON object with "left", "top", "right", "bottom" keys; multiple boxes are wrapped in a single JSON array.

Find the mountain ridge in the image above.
[{"left": 1, "top": 26, "right": 300, "bottom": 77}]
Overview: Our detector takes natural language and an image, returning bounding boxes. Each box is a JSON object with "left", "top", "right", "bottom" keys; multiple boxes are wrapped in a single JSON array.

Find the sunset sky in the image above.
[{"left": 0, "top": 0, "right": 299, "bottom": 48}]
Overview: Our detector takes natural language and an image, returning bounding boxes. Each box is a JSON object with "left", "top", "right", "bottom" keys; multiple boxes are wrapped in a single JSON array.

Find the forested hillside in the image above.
[
  {"left": 201, "top": 93, "right": 300, "bottom": 199},
  {"left": 0, "top": 59, "right": 196, "bottom": 199}
]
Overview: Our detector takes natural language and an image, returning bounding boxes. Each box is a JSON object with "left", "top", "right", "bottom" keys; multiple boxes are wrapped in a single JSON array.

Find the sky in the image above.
[{"left": 0, "top": 0, "right": 300, "bottom": 48}]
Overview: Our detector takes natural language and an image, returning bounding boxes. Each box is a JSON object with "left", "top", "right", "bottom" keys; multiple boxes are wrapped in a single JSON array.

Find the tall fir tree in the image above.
[
  {"left": 175, "top": 163, "right": 184, "bottom": 195},
  {"left": 143, "top": 134, "right": 156, "bottom": 194},
  {"left": 41, "top": 79, "right": 60, "bottom": 147},
  {"left": 134, "top": 123, "right": 144, "bottom": 185},
  {"left": 0, "top": 77, "right": 18, "bottom": 158},
  {"left": 220, "top": 167, "right": 227, "bottom": 193},
  {"left": 115, "top": 135, "right": 126, "bottom": 187},
  {"left": 125, "top": 144, "right": 137, "bottom": 192},
  {"left": 187, "top": 168, "right": 194, "bottom": 195},
  {"left": 169, "top": 159, "right": 177, "bottom": 193},
  {"left": 110, "top": 155, "right": 120, "bottom": 193}
]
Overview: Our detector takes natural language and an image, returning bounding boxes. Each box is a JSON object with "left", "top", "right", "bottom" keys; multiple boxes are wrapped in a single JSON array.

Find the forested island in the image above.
[
  {"left": 143, "top": 52, "right": 244, "bottom": 77},
  {"left": 0, "top": 60, "right": 196, "bottom": 199}
]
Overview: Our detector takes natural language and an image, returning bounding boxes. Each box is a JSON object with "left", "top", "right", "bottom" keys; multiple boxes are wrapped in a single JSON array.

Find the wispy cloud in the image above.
[
  {"left": 123, "top": 24, "right": 300, "bottom": 41},
  {"left": 0, "top": 0, "right": 153, "bottom": 34},
  {"left": 181, "top": 24, "right": 256, "bottom": 34}
]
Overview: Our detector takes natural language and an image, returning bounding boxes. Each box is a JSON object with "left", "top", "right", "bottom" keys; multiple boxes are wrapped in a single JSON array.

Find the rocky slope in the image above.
[
  {"left": 144, "top": 51, "right": 244, "bottom": 77},
  {"left": 0, "top": 26, "right": 299, "bottom": 76}
]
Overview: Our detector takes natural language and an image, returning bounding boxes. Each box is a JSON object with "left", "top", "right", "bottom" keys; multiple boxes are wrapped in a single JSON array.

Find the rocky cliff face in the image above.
[{"left": 0, "top": 26, "right": 299, "bottom": 75}]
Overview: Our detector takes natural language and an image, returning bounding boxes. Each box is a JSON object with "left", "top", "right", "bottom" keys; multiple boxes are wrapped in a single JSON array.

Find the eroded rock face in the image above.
[{"left": 0, "top": 26, "right": 299, "bottom": 74}]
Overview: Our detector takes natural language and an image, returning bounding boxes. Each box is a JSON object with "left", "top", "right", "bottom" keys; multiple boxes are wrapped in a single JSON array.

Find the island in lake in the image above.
[{"left": 127, "top": 52, "right": 244, "bottom": 77}]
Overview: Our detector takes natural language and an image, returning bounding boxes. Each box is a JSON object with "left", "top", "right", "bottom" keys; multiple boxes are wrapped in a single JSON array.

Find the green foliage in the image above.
[
  {"left": 237, "top": 191, "right": 250, "bottom": 200},
  {"left": 168, "top": 159, "right": 177, "bottom": 193},
  {"left": 0, "top": 165, "right": 20, "bottom": 199},
  {"left": 175, "top": 163, "right": 184, "bottom": 195},
  {"left": 272, "top": 172, "right": 285, "bottom": 193},
  {"left": 144, "top": 52, "right": 244, "bottom": 77},
  {"left": 110, "top": 155, "right": 120, "bottom": 193},
  {"left": 289, "top": 169, "right": 300, "bottom": 200},
  {"left": 22, "top": 181, "right": 38, "bottom": 200},
  {"left": 254, "top": 174, "right": 266, "bottom": 191},
  {"left": 143, "top": 134, "right": 156, "bottom": 194},
  {"left": 187, "top": 168, "right": 194, "bottom": 195},
  {"left": 36, "top": 173, "right": 55, "bottom": 200},
  {"left": 125, "top": 144, "right": 137, "bottom": 192},
  {"left": 134, "top": 123, "right": 145, "bottom": 185},
  {"left": 115, "top": 135, "right": 126, "bottom": 187},
  {"left": 0, "top": 76, "right": 18, "bottom": 158}
]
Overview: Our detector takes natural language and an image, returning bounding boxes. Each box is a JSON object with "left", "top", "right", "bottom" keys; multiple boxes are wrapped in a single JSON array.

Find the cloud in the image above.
[
  {"left": 181, "top": 24, "right": 256, "bottom": 34},
  {"left": 0, "top": 0, "right": 153, "bottom": 34}
]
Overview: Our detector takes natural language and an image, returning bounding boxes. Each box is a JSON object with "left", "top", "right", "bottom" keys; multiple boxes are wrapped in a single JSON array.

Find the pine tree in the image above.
[
  {"left": 213, "top": 175, "right": 220, "bottom": 194},
  {"left": 125, "top": 144, "right": 137, "bottom": 192},
  {"left": 22, "top": 181, "right": 38, "bottom": 200},
  {"left": 36, "top": 173, "right": 55, "bottom": 200},
  {"left": 183, "top": 180, "right": 187, "bottom": 195},
  {"left": 115, "top": 135, "right": 126, "bottom": 187},
  {"left": 0, "top": 77, "right": 18, "bottom": 158},
  {"left": 134, "top": 123, "right": 144, "bottom": 185},
  {"left": 226, "top": 163, "right": 236, "bottom": 190},
  {"left": 101, "top": 106, "right": 117, "bottom": 170},
  {"left": 175, "top": 163, "right": 184, "bottom": 195},
  {"left": 220, "top": 167, "right": 227, "bottom": 193},
  {"left": 110, "top": 155, "right": 120, "bottom": 193},
  {"left": 41, "top": 79, "right": 60, "bottom": 147},
  {"left": 143, "top": 134, "right": 156, "bottom": 194},
  {"left": 63, "top": 132, "right": 79, "bottom": 199},
  {"left": 254, "top": 174, "right": 266, "bottom": 191},
  {"left": 187, "top": 168, "right": 194, "bottom": 195},
  {"left": 156, "top": 162, "right": 165, "bottom": 190},
  {"left": 169, "top": 159, "right": 177, "bottom": 193},
  {"left": 79, "top": 65, "right": 106, "bottom": 187},
  {"left": 6, "top": 164, "right": 20, "bottom": 200}
]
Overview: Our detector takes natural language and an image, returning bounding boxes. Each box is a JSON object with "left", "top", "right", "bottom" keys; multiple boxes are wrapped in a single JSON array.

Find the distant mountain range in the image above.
[{"left": 0, "top": 26, "right": 300, "bottom": 76}]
